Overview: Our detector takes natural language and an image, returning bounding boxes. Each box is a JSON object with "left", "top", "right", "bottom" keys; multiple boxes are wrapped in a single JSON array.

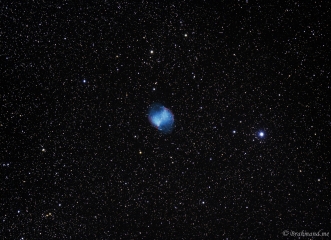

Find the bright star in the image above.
[{"left": 259, "top": 131, "right": 264, "bottom": 137}]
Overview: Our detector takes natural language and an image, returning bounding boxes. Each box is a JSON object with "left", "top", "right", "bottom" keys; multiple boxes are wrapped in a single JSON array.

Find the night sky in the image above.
[{"left": 2, "top": 1, "right": 331, "bottom": 239}]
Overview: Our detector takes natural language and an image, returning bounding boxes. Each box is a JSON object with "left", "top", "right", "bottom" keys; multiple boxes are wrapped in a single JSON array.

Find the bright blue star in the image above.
[
  {"left": 258, "top": 131, "right": 264, "bottom": 137},
  {"left": 83, "top": 79, "right": 86, "bottom": 83}
]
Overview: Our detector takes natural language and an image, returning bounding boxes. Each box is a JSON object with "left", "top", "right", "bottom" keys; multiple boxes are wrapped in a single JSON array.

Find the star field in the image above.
[{"left": 2, "top": 1, "right": 330, "bottom": 239}]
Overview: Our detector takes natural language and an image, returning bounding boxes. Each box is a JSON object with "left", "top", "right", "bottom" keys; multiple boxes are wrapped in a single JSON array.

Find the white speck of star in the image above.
[
  {"left": 184, "top": 33, "right": 188, "bottom": 37},
  {"left": 150, "top": 50, "right": 154, "bottom": 54},
  {"left": 83, "top": 79, "right": 86, "bottom": 83},
  {"left": 233, "top": 130, "right": 236, "bottom": 134},
  {"left": 259, "top": 131, "right": 264, "bottom": 137}
]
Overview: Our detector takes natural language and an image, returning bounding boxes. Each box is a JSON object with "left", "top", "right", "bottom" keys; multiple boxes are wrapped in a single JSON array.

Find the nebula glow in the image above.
[{"left": 148, "top": 103, "right": 174, "bottom": 133}]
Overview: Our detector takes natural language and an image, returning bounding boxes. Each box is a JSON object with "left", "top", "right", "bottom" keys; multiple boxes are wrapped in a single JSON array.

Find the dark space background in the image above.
[{"left": 1, "top": 1, "right": 330, "bottom": 239}]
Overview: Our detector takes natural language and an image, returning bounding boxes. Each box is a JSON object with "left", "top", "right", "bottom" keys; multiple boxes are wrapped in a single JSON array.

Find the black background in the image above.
[{"left": 1, "top": 1, "right": 330, "bottom": 239}]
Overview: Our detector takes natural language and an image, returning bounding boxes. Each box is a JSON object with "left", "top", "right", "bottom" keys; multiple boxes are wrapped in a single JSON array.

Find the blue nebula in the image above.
[{"left": 148, "top": 103, "right": 174, "bottom": 133}]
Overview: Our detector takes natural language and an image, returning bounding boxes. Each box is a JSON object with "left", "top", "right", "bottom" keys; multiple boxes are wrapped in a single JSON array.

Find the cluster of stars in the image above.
[
  {"left": 232, "top": 130, "right": 266, "bottom": 140},
  {"left": 2, "top": 1, "right": 328, "bottom": 239}
]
